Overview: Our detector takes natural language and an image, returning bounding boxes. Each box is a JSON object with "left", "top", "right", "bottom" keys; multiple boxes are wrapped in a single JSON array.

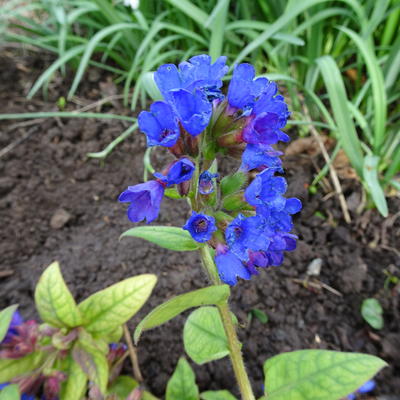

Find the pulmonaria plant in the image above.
[
  {"left": 0, "top": 55, "right": 387, "bottom": 400},
  {"left": 120, "top": 55, "right": 301, "bottom": 286},
  {"left": 118, "top": 55, "right": 387, "bottom": 400}
]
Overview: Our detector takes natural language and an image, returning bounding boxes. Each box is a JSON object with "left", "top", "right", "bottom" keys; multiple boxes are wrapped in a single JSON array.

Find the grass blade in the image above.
[
  {"left": 316, "top": 55, "right": 364, "bottom": 176},
  {"left": 363, "top": 155, "right": 389, "bottom": 217},
  {"left": 338, "top": 26, "right": 387, "bottom": 153}
]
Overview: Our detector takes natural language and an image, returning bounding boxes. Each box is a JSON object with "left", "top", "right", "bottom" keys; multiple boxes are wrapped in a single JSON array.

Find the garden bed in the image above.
[{"left": 0, "top": 52, "right": 399, "bottom": 398}]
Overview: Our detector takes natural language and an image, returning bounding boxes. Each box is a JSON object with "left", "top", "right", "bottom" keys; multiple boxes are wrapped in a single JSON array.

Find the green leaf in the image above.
[
  {"left": 79, "top": 274, "right": 157, "bottom": 335},
  {"left": 134, "top": 285, "right": 230, "bottom": 344},
  {"left": 0, "top": 384, "right": 19, "bottom": 400},
  {"left": 361, "top": 298, "right": 384, "bottom": 330},
  {"left": 183, "top": 306, "right": 230, "bottom": 365},
  {"left": 0, "top": 352, "right": 44, "bottom": 382},
  {"left": 201, "top": 390, "right": 237, "bottom": 400},
  {"left": 120, "top": 226, "right": 202, "bottom": 252},
  {"left": 0, "top": 305, "right": 18, "bottom": 342},
  {"left": 60, "top": 357, "right": 88, "bottom": 400},
  {"left": 166, "top": 357, "right": 199, "bottom": 400},
  {"left": 264, "top": 350, "right": 387, "bottom": 400},
  {"left": 363, "top": 155, "right": 388, "bottom": 217},
  {"left": 95, "top": 325, "right": 123, "bottom": 343},
  {"left": 251, "top": 308, "right": 269, "bottom": 324},
  {"left": 107, "top": 376, "right": 138, "bottom": 399},
  {"left": 221, "top": 172, "right": 247, "bottom": 197},
  {"left": 34, "top": 261, "right": 82, "bottom": 328},
  {"left": 222, "top": 193, "right": 249, "bottom": 212},
  {"left": 72, "top": 341, "right": 108, "bottom": 395}
]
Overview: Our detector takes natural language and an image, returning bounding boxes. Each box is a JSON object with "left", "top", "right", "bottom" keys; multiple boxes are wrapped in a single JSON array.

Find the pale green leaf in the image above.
[
  {"left": 121, "top": 226, "right": 202, "bottom": 252},
  {"left": 60, "top": 357, "right": 88, "bottom": 400},
  {"left": 201, "top": 390, "right": 237, "bottom": 400},
  {"left": 0, "top": 384, "right": 19, "bottom": 400},
  {"left": 107, "top": 376, "right": 138, "bottom": 399},
  {"left": 361, "top": 298, "right": 384, "bottom": 330},
  {"left": 264, "top": 350, "right": 387, "bottom": 400},
  {"left": 72, "top": 342, "right": 108, "bottom": 395},
  {"left": 134, "top": 285, "right": 230, "bottom": 343},
  {"left": 79, "top": 274, "right": 157, "bottom": 335},
  {"left": 184, "top": 306, "right": 230, "bottom": 365},
  {"left": 166, "top": 357, "right": 199, "bottom": 400},
  {"left": 0, "top": 352, "right": 44, "bottom": 382},
  {"left": 34, "top": 261, "right": 82, "bottom": 328},
  {"left": 0, "top": 305, "right": 18, "bottom": 342}
]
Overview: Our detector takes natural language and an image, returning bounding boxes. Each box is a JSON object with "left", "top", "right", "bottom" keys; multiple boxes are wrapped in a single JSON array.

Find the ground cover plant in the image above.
[
  {"left": 1, "top": 0, "right": 399, "bottom": 215},
  {"left": 0, "top": 55, "right": 390, "bottom": 400}
]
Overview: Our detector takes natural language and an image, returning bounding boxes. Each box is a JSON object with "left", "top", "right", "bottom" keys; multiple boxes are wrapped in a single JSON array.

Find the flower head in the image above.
[
  {"left": 138, "top": 101, "right": 180, "bottom": 147},
  {"left": 119, "top": 180, "right": 165, "bottom": 223},
  {"left": 240, "top": 143, "right": 282, "bottom": 172},
  {"left": 199, "top": 171, "right": 218, "bottom": 195},
  {"left": 227, "top": 63, "right": 269, "bottom": 114},
  {"left": 215, "top": 245, "right": 251, "bottom": 285},
  {"left": 154, "top": 158, "right": 195, "bottom": 187},
  {"left": 155, "top": 55, "right": 228, "bottom": 102},
  {"left": 183, "top": 212, "right": 217, "bottom": 243},
  {"left": 169, "top": 89, "right": 212, "bottom": 136},
  {"left": 225, "top": 214, "right": 270, "bottom": 261},
  {"left": 245, "top": 169, "right": 287, "bottom": 209}
]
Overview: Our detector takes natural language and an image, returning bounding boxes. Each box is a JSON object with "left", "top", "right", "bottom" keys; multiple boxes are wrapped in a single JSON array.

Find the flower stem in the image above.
[
  {"left": 200, "top": 246, "right": 255, "bottom": 400},
  {"left": 123, "top": 324, "right": 144, "bottom": 383}
]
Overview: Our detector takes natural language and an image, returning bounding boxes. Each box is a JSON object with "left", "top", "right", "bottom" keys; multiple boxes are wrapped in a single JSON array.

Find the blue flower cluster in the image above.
[{"left": 119, "top": 55, "right": 301, "bottom": 285}]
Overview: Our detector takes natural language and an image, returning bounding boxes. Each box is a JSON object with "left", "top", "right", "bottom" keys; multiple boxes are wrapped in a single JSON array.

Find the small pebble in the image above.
[
  {"left": 307, "top": 258, "right": 322, "bottom": 276},
  {"left": 50, "top": 208, "right": 72, "bottom": 229}
]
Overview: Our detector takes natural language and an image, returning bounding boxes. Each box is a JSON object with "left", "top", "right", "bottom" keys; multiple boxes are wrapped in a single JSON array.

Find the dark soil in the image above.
[{"left": 1, "top": 52, "right": 399, "bottom": 399}]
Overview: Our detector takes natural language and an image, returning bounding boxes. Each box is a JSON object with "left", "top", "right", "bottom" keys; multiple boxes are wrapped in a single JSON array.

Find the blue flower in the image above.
[
  {"left": 215, "top": 245, "right": 251, "bottom": 285},
  {"left": 155, "top": 55, "right": 228, "bottom": 102},
  {"left": 1, "top": 310, "right": 23, "bottom": 344},
  {"left": 225, "top": 214, "right": 270, "bottom": 261},
  {"left": 169, "top": 89, "right": 212, "bottom": 136},
  {"left": 227, "top": 63, "right": 270, "bottom": 114},
  {"left": 347, "top": 380, "right": 376, "bottom": 399},
  {"left": 154, "top": 158, "right": 195, "bottom": 187},
  {"left": 241, "top": 83, "right": 290, "bottom": 145},
  {"left": 199, "top": 171, "right": 218, "bottom": 195},
  {"left": 138, "top": 101, "right": 180, "bottom": 147},
  {"left": 244, "top": 169, "right": 287, "bottom": 210},
  {"left": 119, "top": 180, "right": 165, "bottom": 223},
  {"left": 183, "top": 212, "right": 217, "bottom": 242},
  {"left": 240, "top": 143, "right": 282, "bottom": 172}
]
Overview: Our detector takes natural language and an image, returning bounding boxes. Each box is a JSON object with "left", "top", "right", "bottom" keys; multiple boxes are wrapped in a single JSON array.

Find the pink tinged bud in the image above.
[
  {"left": 0, "top": 320, "right": 39, "bottom": 358},
  {"left": 217, "top": 129, "right": 244, "bottom": 147},
  {"left": 177, "top": 180, "right": 191, "bottom": 196},
  {"left": 43, "top": 373, "right": 66, "bottom": 400}
]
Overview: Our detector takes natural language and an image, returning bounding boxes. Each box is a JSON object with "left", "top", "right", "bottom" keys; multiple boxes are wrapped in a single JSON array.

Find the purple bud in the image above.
[{"left": 199, "top": 171, "right": 218, "bottom": 195}]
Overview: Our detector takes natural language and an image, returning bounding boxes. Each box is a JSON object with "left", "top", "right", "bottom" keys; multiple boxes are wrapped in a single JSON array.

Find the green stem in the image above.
[{"left": 200, "top": 247, "right": 255, "bottom": 400}]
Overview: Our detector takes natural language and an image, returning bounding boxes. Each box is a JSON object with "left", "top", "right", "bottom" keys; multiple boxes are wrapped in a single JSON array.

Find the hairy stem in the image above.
[
  {"left": 123, "top": 324, "right": 144, "bottom": 383},
  {"left": 200, "top": 246, "right": 255, "bottom": 400}
]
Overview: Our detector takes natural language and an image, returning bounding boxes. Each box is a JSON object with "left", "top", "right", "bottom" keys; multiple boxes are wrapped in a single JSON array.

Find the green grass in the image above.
[{"left": 1, "top": 0, "right": 399, "bottom": 216}]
